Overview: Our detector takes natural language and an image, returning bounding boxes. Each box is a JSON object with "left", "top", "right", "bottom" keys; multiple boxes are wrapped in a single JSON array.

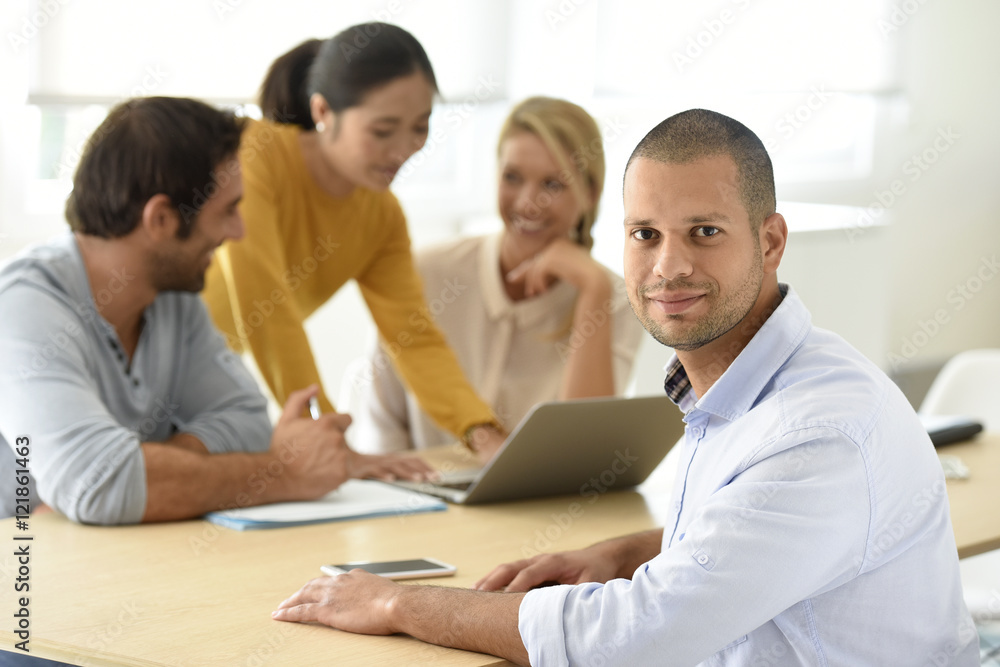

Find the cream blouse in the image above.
[{"left": 346, "top": 233, "right": 645, "bottom": 453}]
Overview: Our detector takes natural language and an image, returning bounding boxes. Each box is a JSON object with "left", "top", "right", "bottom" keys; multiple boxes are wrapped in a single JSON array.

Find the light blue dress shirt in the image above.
[
  {"left": 0, "top": 234, "right": 272, "bottom": 524},
  {"left": 519, "top": 285, "right": 978, "bottom": 666}
]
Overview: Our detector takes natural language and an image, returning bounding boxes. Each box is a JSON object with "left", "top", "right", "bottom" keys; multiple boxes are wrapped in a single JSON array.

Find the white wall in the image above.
[{"left": 885, "top": 0, "right": 1000, "bottom": 375}]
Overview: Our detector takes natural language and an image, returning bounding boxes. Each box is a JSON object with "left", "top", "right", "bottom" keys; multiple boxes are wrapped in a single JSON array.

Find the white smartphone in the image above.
[{"left": 320, "top": 557, "right": 456, "bottom": 580}]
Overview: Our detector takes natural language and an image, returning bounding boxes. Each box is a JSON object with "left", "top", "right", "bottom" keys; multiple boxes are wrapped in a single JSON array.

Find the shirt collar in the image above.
[
  {"left": 663, "top": 357, "right": 691, "bottom": 402},
  {"left": 4, "top": 234, "right": 94, "bottom": 314},
  {"left": 0, "top": 233, "right": 122, "bottom": 338},
  {"left": 477, "top": 232, "right": 576, "bottom": 326},
  {"left": 66, "top": 235, "right": 118, "bottom": 332},
  {"left": 65, "top": 235, "right": 95, "bottom": 306},
  {"left": 62, "top": 234, "right": 139, "bottom": 339},
  {"left": 663, "top": 284, "right": 811, "bottom": 420}
]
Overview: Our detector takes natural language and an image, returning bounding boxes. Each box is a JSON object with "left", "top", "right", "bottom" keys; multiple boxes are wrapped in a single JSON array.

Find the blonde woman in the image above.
[{"left": 349, "top": 97, "right": 644, "bottom": 461}]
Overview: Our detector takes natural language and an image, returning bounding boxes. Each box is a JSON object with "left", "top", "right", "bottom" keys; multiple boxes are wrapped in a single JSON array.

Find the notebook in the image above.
[
  {"left": 388, "top": 395, "right": 683, "bottom": 504},
  {"left": 204, "top": 479, "right": 446, "bottom": 530}
]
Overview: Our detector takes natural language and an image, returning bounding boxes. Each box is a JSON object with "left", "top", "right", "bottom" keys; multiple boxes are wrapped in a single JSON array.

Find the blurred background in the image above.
[{"left": 1, "top": 0, "right": 998, "bottom": 403}]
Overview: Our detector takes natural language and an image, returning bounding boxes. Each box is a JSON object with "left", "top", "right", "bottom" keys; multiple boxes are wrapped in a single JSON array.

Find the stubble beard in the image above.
[
  {"left": 149, "top": 246, "right": 209, "bottom": 293},
  {"left": 629, "top": 252, "right": 764, "bottom": 352}
]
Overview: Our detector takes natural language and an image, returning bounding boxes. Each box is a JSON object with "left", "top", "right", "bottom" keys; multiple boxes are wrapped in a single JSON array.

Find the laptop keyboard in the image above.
[
  {"left": 435, "top": 480, "right": 473, "bottom": 491},
  {"left": 430, "top": 470, "right": 480, "bottom": 491}
]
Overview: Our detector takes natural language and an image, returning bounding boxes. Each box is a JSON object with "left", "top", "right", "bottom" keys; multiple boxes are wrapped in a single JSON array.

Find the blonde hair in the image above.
[{"left": 496, "top": 97, "right": 605, "bottom": 251}]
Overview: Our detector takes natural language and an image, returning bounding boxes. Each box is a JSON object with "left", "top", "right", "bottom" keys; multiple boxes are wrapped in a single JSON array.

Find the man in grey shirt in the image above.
[{"left": 0, "top": 97, "right": 429, "bottom": 525}]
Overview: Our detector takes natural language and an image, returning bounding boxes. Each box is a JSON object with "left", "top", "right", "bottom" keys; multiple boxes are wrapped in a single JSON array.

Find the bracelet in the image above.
[{"left": 461, "top": 423, "right": 494, "bottom": 452}]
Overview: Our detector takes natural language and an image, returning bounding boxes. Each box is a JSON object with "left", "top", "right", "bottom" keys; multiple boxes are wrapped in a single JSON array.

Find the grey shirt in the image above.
[{"left": 0, "top": 234, "right": 271, "bottom": 524}]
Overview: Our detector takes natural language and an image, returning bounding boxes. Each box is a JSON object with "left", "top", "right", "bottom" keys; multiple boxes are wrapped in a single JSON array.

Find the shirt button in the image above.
[
  {"left": 696, "top": 554, "right": 709, "bottom": 565},
  {"left": 133, "top": 378, "right": 140, "bottom": 387}
]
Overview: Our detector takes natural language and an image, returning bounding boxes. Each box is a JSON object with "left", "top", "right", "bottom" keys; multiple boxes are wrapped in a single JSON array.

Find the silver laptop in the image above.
[{"left": 389, "top": 395, "right": 684, "bottom": 504}]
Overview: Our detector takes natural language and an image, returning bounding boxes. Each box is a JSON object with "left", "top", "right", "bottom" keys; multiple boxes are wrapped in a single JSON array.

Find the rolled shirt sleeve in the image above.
[
  {"left": 0, "top": 281, "right": 272, "bottom": 525},
  {"left": 0, "top": 286, "right": 147, "bottom": 524}
]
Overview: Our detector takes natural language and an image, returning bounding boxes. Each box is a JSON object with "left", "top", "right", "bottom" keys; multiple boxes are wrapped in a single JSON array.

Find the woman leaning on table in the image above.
[
  {"left": 347, "top": 97, "right": 645, "bottom": 458},
  {"left": 202, "top": 23, "right": 505, "bottom": 458}
]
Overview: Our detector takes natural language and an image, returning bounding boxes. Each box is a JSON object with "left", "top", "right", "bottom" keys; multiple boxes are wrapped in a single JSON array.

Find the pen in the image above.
[{"left": 309, "top": 396, "right": 321, "bottom": 420}]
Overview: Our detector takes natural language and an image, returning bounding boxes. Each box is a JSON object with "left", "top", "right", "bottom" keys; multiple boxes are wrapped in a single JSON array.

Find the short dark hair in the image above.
[
  {"left": 625, "top": 109, "right": 775, "bottom": 228},
  {"left": 65, "top": 97, "right": 245, "bottom": 239},
  {"left": 258, "top": 22, "right": 438, "bottom": 130}
]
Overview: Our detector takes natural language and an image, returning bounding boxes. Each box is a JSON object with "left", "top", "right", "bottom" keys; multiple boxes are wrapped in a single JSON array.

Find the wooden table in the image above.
[
  {"left": 0, "top": 443, "right": 672, "bottom": 666},
  {"left": 1, "top": 435, "right": 995, "bottom": 665},
  {"left": 941, "top": 431, "right": 1000, "bottom": 559}
]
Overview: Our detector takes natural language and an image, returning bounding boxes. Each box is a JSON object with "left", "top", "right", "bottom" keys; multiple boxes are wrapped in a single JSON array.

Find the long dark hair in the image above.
[{"left": 258, "top": 23, "right": 438, "bottom": 130}]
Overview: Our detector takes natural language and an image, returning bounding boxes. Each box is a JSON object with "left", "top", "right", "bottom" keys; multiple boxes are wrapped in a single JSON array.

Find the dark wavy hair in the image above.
[
  {"left": 258, "top": 22, "right": 438, "bottom": 130},
  {"left": 65, "top": 96, "right": 244, "bottom": 238}
]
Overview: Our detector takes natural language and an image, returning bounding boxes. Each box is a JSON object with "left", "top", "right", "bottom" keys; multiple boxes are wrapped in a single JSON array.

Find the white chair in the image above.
[
  {"left": 920, "top": 349, "right": 1000, "bottom": 625},
  {"left": 919, "top": 349, "right": 1000, "bottom": 431}
]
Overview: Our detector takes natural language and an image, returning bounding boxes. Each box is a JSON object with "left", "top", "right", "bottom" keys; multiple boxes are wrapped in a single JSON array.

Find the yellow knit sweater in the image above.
[{"left": 202, "top": 119, "right": 495, "bottom": 436}]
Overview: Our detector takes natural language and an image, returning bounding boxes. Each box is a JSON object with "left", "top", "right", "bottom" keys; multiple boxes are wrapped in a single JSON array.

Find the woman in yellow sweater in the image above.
[{"left": 202, "top": 23, "right": 504, "bottom": 458}]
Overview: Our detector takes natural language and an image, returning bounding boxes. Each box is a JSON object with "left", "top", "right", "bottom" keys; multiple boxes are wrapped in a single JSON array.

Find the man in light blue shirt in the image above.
[
  {"left": 0, "top": 97, "right": 428, "bottom": 525},
  {"left": 272, "top": 109, "right": 978, "bottom": 665}
]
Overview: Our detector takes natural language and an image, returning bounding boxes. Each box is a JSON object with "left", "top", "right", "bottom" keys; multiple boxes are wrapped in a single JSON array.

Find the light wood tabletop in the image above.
[
  {"left": 0, "top": 442, "right": 672, "bottom": 666},
  {"left": 0, "top": 434, "right": 995, "bottom": 665},
  {"left": 940, "top": 431, "right": 1000, "bottom": 559}
]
